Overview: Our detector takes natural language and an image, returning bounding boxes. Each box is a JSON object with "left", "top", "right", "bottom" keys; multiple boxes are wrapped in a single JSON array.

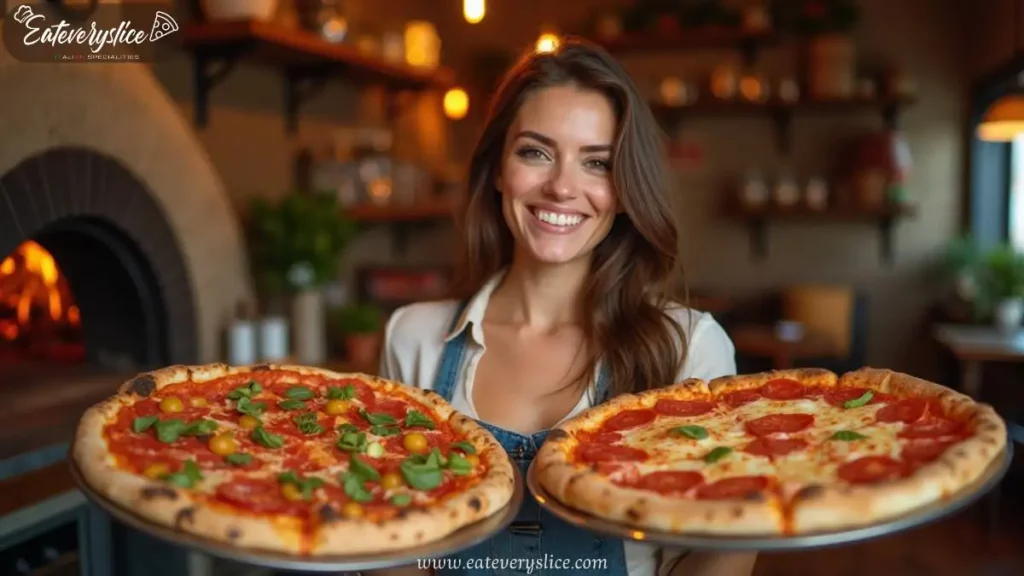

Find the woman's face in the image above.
[{"left": 497, "top": 85, "right": 619, "bottom": 267}]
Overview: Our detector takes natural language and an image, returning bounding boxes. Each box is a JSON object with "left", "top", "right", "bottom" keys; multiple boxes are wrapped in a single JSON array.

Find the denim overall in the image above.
[{"left": 432, "top": 301, "right": 629, "bottom": 576}]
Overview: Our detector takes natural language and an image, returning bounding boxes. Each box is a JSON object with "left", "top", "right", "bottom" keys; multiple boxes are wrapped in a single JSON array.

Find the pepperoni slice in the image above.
[
  {"left": 744, "top": 413, "right": 814, "bottom": 436},
  {"left": 214, "top": 478, "right": 305, "bottom": 515},
  {"left": 653, "top": 399, "right": 715, "bottom": 417},
  {"left": 695, "top": 476, "right": 768, "bottom": 500},
  {"left": 759, "top": 379, "right": 805, "bottom": 400},
  {"left": 743, "top": 437, "right": 808, "bottom": 458},
  {"left": 723, "top": 389, "right": 761, "bottom": 408},
  {"left": 901, "top": 441, "right": 953, "bottom": 463},
  {"left": 577, "top": 444, "right": 648, "bottom": 463},
  {"left": 824, "top": 387, "right": 887, "bottom": 407},
  {"left": 583, "top": 431, "right": 623, "bottom": 445},
  {"left": 876, "top": 399, "right": 927, "bottom": 423},
  {"left": 601, "top": 409, "right": 657, "bottom": 432},
  {"left": 898, "top": 418, "right": 963, "bottom": 439},
  {"left": 635, "top": 471, "right": 704, "bottom": 495},
  {"left": 837, "top": 456, "right": 904, "bottom": 484}
]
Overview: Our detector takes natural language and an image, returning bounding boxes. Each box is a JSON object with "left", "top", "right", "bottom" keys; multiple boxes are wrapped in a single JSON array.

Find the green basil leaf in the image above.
[
  {"left": 341, "top": 473, "right": 373, "bottom": 502},
  {"left": 294, "top": 414, "right": 324, "bottom": 436},
  {"left": 278, "top": 470, "right": 301, "bottom": 484},
  {"left": 236, "top": 396, "right": 267, "bottom": 417},
  {"left": 336, "top": 431, "right": 367, "bottom": 453},
  {"left": 349, "top": 455, "right": 381, "bottom": 482},
  {"left": 327, "top": 385, "right": 356, "bottom": 400},
  {"left": 248, "top": 381, "right": 262, "bottom": 394},
  {"left": 226, "top": 386, "right": 251, "bottom": 400},
  {"left": 843, "top": 391, "right": 874, "bottom": 409},
  {"left": 450, "top": 441, "right": 477, "bottom": 455},
  {"left": 132, "top": 416, "right": 158, "bottom": 434},
  {"left": 183, "top": 420, "right": 218, "bottom": 436},
  {"left": 251, "top": 426, "right": 284, "bottom": 449},
  {"left": 390, "top": 493, "right": 412, "bottom": 507},
  {"left": 337, "top": 423, "right": 359, "bottom": 433},
  {"left": 225, "top": 453, "right": 252, "bottom": 466},
  {"left": 673, "top": 425, "right": 709, "bottom": 440},
  {"left": 370, "top": 424, "right": 401, "bottom": 437},
  {"left": 446, "top": 452, "right": 473, "bottom": 476},
  {"left": 404, "top": 410, "right": 436, "bottom": 430},
  {"left": 278, "top": 399, "right": 305, "bottom": 411},
  {"left": 182, "top": 460, "right": 202, "bottom": 482},
  {"left": 360, "top": 409, "right": 396, "bottom": 426},
  {"left": 400, "top": 458, "right": 443, "bottom": 491},
  {"left": 163, "top": 472, "right": 194, "bottom": 488},
  {"left": 154, "top": 419, "right": 187, "bottom": 443},
  {"left": 285, "top": 386, "right": 315, "bottom": 401},
  {"left": 704, "top": 446, "right": 733, "bottom": 464},
  {"left": 830, "top": 430, "right": 868, "bottom": 441}
]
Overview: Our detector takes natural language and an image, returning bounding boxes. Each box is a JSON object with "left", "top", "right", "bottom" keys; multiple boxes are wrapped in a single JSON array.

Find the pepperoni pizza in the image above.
[
  {"left": 72, "top": 364, "right": 516, "bottom": 555},
  {"left": 534, "top": 368, "right": 1007, "bottom": 535}
]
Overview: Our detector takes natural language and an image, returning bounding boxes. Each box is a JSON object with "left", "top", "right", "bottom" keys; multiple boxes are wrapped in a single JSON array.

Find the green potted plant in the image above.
[
  {"left": 247, "top": 192, "right": 355, "bottom": 364},
  {"left": 328, "top": 304, "right": 383, "bottom": 367},
  {"left": 977, "top": 244, "right": 1024, "bottom": 331},
  {"left": 774, "top": 0, "right": 861, "bottom": 99}
]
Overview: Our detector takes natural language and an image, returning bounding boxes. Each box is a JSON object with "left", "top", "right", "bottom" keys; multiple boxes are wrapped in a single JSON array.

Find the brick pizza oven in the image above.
[{"left": 0, "top": 39, "right": 252, "bottom": 576}]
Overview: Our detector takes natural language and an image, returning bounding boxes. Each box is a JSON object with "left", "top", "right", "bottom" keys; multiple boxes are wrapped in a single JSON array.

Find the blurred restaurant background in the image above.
[{"left": 2, "top": 0, "right": 1024, "bottom": 574}]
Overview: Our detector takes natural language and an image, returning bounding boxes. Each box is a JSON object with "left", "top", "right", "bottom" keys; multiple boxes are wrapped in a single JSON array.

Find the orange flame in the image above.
[{"left": 0, "top": 240, "right": 79, "bottom": 330}]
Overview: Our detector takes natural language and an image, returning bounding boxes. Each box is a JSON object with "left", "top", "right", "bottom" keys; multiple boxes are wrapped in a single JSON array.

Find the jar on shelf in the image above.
[
  {"left": 805, "top": 177, "right": 829, "bottom": 210},
  {"left": 740, "top": 171, "right": 769, "bottom": 209},
  {"left": 772, "top": 170, "right": 800, "bottom": 207}
]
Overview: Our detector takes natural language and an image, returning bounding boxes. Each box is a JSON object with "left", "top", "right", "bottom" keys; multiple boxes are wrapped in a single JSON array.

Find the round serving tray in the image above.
[
  {"left": 70, "top": 458, "right": 524, "bottom": 571},
  {"left": 527, "top": 442, "right": 1014, "bottom": 552}
]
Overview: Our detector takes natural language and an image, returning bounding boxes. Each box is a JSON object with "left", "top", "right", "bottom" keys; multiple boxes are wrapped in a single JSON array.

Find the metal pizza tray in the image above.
[
  {"left": 69, "top": 458, "right": 524, "bottom": 571},
  {"left": 526, "top": 442, "right": 1014, "bottom": 552}
]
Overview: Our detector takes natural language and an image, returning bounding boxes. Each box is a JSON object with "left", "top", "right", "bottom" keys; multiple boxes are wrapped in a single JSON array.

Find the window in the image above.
[{"left": 1011, "top": 134, "right": 1024, "bottom": 251}]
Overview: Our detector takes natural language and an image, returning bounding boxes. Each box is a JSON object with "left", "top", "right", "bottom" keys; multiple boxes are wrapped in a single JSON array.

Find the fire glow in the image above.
[{"left": 0, "top": 241, "right": 82, "bottom": 358}]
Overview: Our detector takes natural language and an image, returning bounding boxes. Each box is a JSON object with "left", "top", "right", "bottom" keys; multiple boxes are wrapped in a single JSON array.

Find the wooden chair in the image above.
[{"left": 781, "top": 284, "right": 868, "bottom": 373}]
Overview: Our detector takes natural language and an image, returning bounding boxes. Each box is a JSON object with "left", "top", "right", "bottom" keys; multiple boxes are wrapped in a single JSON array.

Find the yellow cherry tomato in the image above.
[
  {"left": 208, "top": 433, "right": 237, "bottom": 456},
  {"left": 403, "top": 432, "right": 428, "bottom": 454},
  {"left": 159, "top": 396, "right": 184, "bottom": 413},
  {"left": 189, "top": 397, "right": 208, "bottom": 408},
  {"left": 281, "top": 483, "right": 304, "bottom": 502},
  {"left": 465, "top": 454, "right": 480, "bottom": 468},
  {"left": 324, "top": 399, "right": 349, "bottom": 416},
  {"left": 381, "top": 472, "right": 404, "bottom": 490},
  {"left": 342, "top": 501, "right": 363, "bottom": 519},
  {"left": 143, "top": 463, "right": 170, "bottom": 479},
  {"left": 238, "top": 415, "right": 260, "bottom": 430}
]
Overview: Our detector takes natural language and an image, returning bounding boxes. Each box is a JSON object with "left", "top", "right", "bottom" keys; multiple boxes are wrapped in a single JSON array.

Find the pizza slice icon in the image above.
[{"left": 149, "top": 11, "right": 179, "bottom": 42}]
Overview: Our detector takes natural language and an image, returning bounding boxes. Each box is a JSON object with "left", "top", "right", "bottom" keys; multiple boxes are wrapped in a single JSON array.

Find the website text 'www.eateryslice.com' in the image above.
[{"left": 417, "top": 556, "right": 608, "bottom": 573}]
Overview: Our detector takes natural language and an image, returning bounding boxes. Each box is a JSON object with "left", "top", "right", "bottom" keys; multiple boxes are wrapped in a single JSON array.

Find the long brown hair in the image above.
[{"left": 451, "top": 36, "right": 688, "bottom": 399}]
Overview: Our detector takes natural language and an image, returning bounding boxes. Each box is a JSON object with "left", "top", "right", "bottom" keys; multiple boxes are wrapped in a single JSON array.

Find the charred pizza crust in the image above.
[
  {"left": 73, "top": 363, "right": 516, "bottom": 555},
  {"left": 534, "top": 367, "right": 1006, "bottom": 536}
]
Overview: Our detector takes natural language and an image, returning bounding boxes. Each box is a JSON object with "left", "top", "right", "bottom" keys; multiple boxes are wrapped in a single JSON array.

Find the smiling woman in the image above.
[{"left": 373, "top": 37, "right": 754, "bottom": 576}]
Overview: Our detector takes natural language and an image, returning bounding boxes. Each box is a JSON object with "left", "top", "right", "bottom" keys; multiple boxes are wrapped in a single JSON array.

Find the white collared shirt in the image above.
[{"left": 378, "top": 272, "right": 737, "bottom": 576}]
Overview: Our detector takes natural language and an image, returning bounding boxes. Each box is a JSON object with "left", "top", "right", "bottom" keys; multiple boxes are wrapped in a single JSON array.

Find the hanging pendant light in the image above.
[{"left": 978, "top": 0, "right": 1024, "bottom": 142}]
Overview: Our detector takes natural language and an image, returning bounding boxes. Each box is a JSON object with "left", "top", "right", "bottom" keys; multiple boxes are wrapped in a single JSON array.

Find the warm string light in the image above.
[
  {"left": 463, "top": 0, "right": 485, "bottom": 24},
  {"left": 444, "top": 88, "right": 469, "bottom": 120},
  {"left": 535, "top": 33, "right": 559, "bottom": 54}
]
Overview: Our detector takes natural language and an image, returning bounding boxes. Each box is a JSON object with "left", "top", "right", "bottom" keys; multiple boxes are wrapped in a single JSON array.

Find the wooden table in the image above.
[
  {"left": 731, "top": 324, "right": 837, "bottom": 370},
  {"left": 933, "top": 324, "right": 1024, "bottom": 398}
]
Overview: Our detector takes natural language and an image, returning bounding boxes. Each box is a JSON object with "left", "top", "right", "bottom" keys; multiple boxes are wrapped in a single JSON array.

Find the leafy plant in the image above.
[
  {"left": 773, "top": 0, "right": 861, "bottom": 35},
  {"left": 247, "top": 193, "right": 355, "bottom": 296},
  {"left": 329, "top": 304, "right": 382, "bottom": 335},
  {"left": 939, "top": 235, "right": 981, "bottom": 277},
  {"left": 978, "top": 245, "right": 1024, "bottom": 302}
]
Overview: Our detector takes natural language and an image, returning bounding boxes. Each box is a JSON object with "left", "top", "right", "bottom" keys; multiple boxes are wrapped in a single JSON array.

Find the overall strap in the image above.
[
  {"left": 595, "top": 362, "right": 613, "bottom": 403},
  {"left": 431, "top": 299, "right": 471, "bottom": 402}
]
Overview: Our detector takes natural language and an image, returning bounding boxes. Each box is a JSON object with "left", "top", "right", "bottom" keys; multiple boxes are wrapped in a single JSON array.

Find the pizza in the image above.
[
  {"left": 534, "top": 368, "right": 1007, "bottom": 536},
  {"left": 72, "top": 363, "right": 516, "bottom": 555}
]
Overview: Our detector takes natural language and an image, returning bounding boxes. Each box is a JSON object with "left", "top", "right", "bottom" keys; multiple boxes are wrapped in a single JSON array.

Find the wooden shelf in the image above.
[
  {"left": 595, "top": 28, "right": 778, "bottom": 62},
  {"left": 181, "top": 20, "right": 455, "bottom": 133},
  {"left": 726, "top": 203, "right": 917, "bottom": 265},
  {"left": 653, "top": 96, "right": 914, "bottom": 153}
]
